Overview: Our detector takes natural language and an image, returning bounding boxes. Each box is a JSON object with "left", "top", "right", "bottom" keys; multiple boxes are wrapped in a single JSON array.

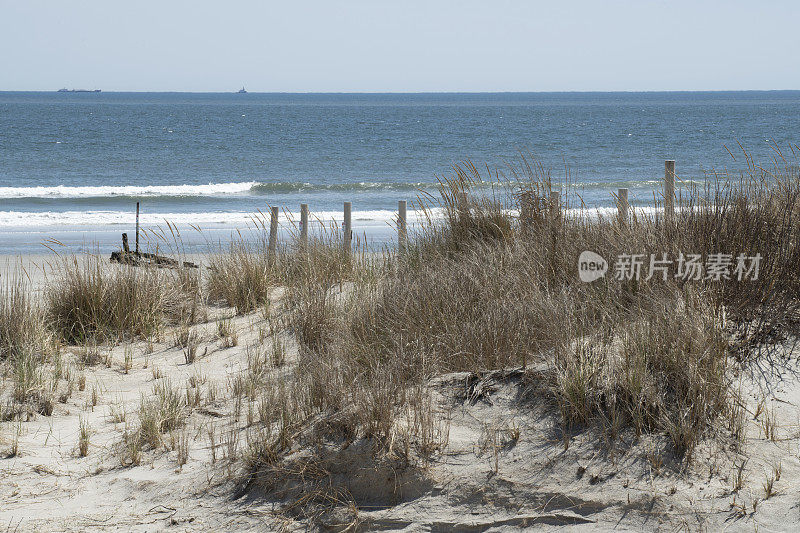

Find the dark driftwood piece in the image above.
[{"left": 110, "top": 233, "right": 198, "bottom": 269}]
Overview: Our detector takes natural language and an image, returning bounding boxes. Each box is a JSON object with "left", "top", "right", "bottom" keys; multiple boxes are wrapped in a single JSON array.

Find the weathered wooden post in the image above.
[
  {"left": 135, "top": 202, "right": 140, "bottom": 254},
  {"left": 617, "top": 188, "right": 629, "bottom": 225},
  {"left": 664, "top": 160, "right": 675, "bottom": 221},
  {"left": 268, "top": 206, "right": 279, "bottom": 259},
  {"left": 300, "top": 203, "right": 309, "bottom": 249},
  {"left": 122, "top": 233, "right": 130, "bottom": 253},
  {"left": 343, "top": 201, "right": 352, "bottom": 256},
  {"left": 550, "top": 190, "right": 560, "bottom": 219},
  {"left": 457, "top": 191, "right": 469, "bottom": 220},
  {"left": 397, "top": 200, "right": 407, "bottom": 251}
]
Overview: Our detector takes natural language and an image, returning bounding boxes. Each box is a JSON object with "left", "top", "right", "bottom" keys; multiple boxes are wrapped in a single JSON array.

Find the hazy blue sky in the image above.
[{"left": 2, "top": 0, "right": 798, "bottom": 92}]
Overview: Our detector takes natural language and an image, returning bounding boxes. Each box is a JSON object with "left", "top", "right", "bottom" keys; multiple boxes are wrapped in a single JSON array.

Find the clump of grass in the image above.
[
  {"left": 555, "top": 291, "right": 729, "bottom": 458},
  {"left": 184, "top": 339, "right": 200, "bottom": 364},
  {"left": 76, "top": 343, "right": 107, "bottom": 366},
  {"left": 46, "top": 256, "right": 189, "bottom": 344},
  {"left": 216, "top": 319, "right": 238, "bottom": 348},
  {"left": 177, "top": 327, "right": 200, "bottom": 364},
  {"left": 173, "top": 325, "right": 191, "bottom": 349},
  {"left": 90, "top": 385, "right": 99, "bottom": 408},
  {"left": 78, "top": 417, "right": 90, "bottom": 457},
  {"left": 120, "top": 425, "right": 142, "bottom": 466},
  {"left": 763, "top": 470, "right": 777, "bottom": 499},
  {"left": 0, "top": 276, "right": 47, "bottom": 362},
  {"left": 280, "top": 233, "right": 373, "bottom": 355},
  {"left": 9, "top": 348, "right": 52, "bottom": 415},
  {"left": 760, "top": 403, "right": 778, "bottom": 441},
  {"left": 109, "top": 400, "right": 127, "bottom": 423},
  {"left": 429, "top": 160, "right": 515, "bottom": 253},
  {"left": 6, "top": 421, "right": 22, "bottom": 457},
  {"left": 175, "top": 266, "right": 206, "bottom": 324},
  {"left": 207, "top": 424, "right": 217, "bottom": 464},
  {"left": 733, "top": 459, "right": 748, "bottom": 492},
  {"left": 136, "top": 379, "right": 188, "bottom": 450},
  {"left": 58, "top": 378, "right": 74, "bottom": 404},
  {"left": 207, "top": 241, "right": 273, "bottom": 314},
  {"left": 185, "top": 378, "right": 201, "bottom": 407},
  {"left": 174, "top": 428, "right": 190, "bottom": 468},
  {"left": 0, "top": 276, "right": 54, "bottom": 416}
]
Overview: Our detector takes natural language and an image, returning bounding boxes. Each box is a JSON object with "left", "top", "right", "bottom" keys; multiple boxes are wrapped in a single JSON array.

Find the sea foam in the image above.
[
  {"left": 0, "top": 206, "right": 667, "bottom": 229},
  {"left": 0, "top": 209, "right": 443, "bottom": 228},
  {"left": 0, "top": 182, "right": 259, "bottom": 199}
]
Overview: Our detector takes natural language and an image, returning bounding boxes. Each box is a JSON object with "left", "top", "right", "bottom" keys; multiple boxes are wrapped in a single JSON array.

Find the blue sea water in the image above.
[{"left": 0, "top": 91, "right": 798, "bottom": 254}]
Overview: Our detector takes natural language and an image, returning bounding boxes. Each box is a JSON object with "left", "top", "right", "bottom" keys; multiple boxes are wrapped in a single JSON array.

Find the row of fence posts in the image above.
[
  {"left": 264, "top": 198, "right": 407, "bottom": 258},
  {"left": 130, "top": 160, "right": 677, "bottom": 257},
  {"left": 260, "top": 159, "right": 677, "bottom": 257}
]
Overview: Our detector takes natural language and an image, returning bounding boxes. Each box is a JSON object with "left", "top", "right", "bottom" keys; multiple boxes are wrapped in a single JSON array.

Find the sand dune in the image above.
[{"left": 2, "top": 254, "right": 800, "bottom": 531}]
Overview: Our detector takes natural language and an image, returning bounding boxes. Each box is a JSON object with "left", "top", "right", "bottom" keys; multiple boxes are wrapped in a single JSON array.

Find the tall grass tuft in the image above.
[
  {"left": 1, "top": 275, "right": 52, "bottom": 415},
  {"left": 46, "top": 256, "right": 189, "bottom": 344},
  {"left": 207, "top": 241, "right": 273, "bottom": 314},
  {"left": 0, "top": 276, "right": 46, "bottom": 362},
  {"left": 136, "top": 379, "right": 187, "bottom": 450}
]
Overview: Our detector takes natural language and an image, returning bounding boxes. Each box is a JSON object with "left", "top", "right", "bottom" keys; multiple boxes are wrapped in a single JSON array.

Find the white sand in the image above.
[{"left": 1, "top": 257, "right": 800, "bottom": 531}]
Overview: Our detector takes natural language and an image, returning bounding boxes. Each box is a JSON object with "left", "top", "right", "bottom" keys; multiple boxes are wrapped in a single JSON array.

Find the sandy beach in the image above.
[{"left": 2, "top": 213, "right": 800, "bottom": 532}]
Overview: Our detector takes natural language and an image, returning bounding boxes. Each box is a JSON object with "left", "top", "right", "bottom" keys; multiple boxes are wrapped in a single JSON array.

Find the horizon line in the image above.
[{"left": 2, "top": 89, "right": 800, "bottom": 94}]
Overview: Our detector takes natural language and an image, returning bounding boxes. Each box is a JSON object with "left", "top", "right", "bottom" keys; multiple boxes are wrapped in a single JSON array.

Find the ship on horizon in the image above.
[
  {"left": 237, "top": 86, "right": 247, "bottom": 94},
  {"left": 57, "top": 88, "right": 101, "bottom": 92}
]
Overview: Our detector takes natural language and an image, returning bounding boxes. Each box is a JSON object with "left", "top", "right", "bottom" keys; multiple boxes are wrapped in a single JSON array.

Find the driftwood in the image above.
[{"left": 110, "top": 233, "right": 198, "bottom": 269}]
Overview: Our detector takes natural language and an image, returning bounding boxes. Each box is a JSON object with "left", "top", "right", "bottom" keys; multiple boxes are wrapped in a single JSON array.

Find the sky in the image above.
[{"left": 1, "top": 0, "right": 799, "bottom": 92}]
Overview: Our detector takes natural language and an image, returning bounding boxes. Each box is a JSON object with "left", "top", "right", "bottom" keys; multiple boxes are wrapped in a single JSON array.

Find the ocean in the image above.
[{"left": 1, "top": 91, "right": 798, "bottom": 254}]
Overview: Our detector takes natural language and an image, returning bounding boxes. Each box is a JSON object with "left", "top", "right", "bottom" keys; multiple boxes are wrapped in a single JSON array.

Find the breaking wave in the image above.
[{"left": 0, "top": 181, "right": 443, "bottom": 199}]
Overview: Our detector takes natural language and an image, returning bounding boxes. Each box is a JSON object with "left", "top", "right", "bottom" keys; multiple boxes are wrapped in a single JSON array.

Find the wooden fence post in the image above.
[
  {"left": 397, "top": 200, "right": 407, "bottom": 251},
  {"left": 617, "top": 188, "right": 629, "bottom": 225},
  {"left": 268, "top": 206, "right": 279, "bottom": 259},
  {"left": 135, "top": 202, "right": 140, "bottom": 254},
  {"left": 549, "top": 190, "right": 560, "bottom": 219},
  {"left": 343, "top": 201, "right": 352, "bottom": 256},
  {"left": 300, "top": 203, "right": 309, "bottom": 249},
  {"left": 664, "top": 160, "right": 675, "bottom": 221}
]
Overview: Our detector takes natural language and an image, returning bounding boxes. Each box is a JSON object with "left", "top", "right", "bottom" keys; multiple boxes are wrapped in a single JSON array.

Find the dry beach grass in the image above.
[{"left": 2, "top": 152, "right": 800, "bottom": 530}]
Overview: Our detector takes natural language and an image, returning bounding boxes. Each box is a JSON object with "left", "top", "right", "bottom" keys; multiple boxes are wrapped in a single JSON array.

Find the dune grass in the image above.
[
  {"left": 0, "top": 275, "right": 54, "bottom": 418},
  {"left": 242, "top": 153, "right": 800, "bottom": 481},
  {"left": 126, "top": 378, "right": 189, "bottom": 456},
  {"left": 207, "top": 240, "right": 273, "bottom": 314},
  {"left": 45, "top": 255, "right": 193, "bottom": 344},
  {"left": 0, "top": 276, "right": 47, "bottom": 362}
]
